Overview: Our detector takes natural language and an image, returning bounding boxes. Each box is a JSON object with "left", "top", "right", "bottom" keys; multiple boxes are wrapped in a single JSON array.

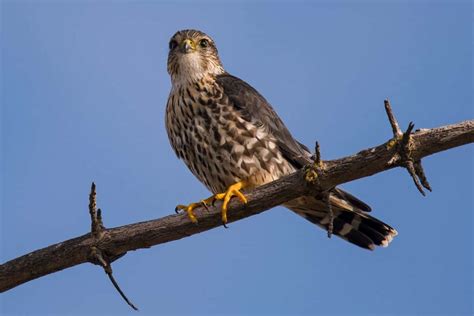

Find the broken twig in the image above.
[
  {"left": 88, "top": 183, "right": 138, "bottom": 311},
  {"left": 305, "top": 141, "right": 334, "bottom": 237}
]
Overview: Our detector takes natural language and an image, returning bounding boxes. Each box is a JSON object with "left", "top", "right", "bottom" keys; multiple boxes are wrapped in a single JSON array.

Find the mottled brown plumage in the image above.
[{"left": 165, "top": 29, "right": 397, "bottom": 249}]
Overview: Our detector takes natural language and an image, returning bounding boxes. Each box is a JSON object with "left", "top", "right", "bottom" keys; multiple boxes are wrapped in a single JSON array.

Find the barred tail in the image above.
[{"left": 284, "top": 193, "right": 397, "bottom": 250}]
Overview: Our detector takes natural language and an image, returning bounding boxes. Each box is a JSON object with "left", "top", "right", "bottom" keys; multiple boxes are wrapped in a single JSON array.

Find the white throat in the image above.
[{"left": 171, "top": 53, "right": 224, "bottom": 88}]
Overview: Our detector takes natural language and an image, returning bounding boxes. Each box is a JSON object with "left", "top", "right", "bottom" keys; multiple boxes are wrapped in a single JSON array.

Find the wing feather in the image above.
[{"left": 216, "top": 73, "right": 310, "bottom": 168}]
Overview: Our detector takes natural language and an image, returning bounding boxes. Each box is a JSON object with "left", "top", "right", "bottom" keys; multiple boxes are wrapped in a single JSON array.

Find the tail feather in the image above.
[
  {"left": 333, "top": 188, "right": 372, "bottom": 212},
  {"left": 284, "top": 192, "right": 397, "bottom": 250},
  {"left": 302, "top": 213, "right": 377, "bottom": 250},
  {"left": 335, "top": 210, "right": 396, "bottom": 240}
]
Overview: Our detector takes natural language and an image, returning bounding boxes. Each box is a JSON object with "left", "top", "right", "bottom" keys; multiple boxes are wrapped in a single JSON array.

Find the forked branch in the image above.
[
  {"left": 384, "top": 100, "right": 432, "bottom": 195},
  {"left": 88, "top": 183, "right": 138, "bottom": 311}
]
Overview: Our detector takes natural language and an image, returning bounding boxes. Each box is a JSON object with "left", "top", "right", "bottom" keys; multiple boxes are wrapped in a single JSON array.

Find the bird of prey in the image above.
[{"left": 165, "top": 29, "right": 397, "bottom": 250}]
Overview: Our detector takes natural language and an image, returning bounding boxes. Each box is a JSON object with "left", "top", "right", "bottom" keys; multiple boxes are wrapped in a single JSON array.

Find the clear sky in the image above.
[{"left": 1, "top": 1, "right": 472, "bottom": 315}]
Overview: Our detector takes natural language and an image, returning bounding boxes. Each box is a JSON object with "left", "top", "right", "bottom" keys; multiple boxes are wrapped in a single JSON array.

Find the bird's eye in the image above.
[
  {"left": 169, "top": 40, "right": 178, "bottom": 50},
  {"left": 199, "top": 39, "right": 209, "bottom": 48}
]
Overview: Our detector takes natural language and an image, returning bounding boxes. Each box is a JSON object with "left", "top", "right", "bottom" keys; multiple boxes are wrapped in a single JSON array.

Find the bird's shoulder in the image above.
[{"left": 214, "top": 73, "right": 271, "bottom": 118}]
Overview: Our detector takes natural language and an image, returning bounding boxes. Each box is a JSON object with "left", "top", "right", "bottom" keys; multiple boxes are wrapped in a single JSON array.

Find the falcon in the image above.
[{"left": 165, "top": 29, "right": 397, "bottom": 250}]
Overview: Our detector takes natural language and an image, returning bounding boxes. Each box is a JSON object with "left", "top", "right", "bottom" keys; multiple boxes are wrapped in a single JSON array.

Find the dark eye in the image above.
[
  {"left": 199, "top": 39, "right": 209, "bottom": 48},
  {"left": 169, "top": 40, "right": 178, "bottom": 50}
]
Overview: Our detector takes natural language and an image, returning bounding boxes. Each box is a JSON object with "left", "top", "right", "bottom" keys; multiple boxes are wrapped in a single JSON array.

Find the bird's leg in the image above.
[{"left": 211, "top": 181, "right": 248, "bottom": 226}]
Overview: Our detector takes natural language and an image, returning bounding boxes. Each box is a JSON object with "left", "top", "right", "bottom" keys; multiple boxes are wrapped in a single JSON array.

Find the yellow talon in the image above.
[
  {"left": 212, "top": 181, "right": 248, "bottom": 225},
  {"left": 176, "top": 195, "right": 219, "bottom": 223},
  {"left": 200, "top": 196, "right": 216, "bottom": 206},
  {"left": 175, "top": 181, "right": 248, "bottom": 226},
  {"left": 175, "top": 202, "right": 200, "bottom": 223}
]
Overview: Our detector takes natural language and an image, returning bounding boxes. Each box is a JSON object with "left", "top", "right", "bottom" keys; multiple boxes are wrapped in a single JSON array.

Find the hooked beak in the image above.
[{"left": 180, "top": 39, "right": 195, "bottom": 54}]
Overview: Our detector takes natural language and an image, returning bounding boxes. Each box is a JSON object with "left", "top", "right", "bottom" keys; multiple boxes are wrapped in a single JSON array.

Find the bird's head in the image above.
[{"left": 167, "top": 29, "right": 225, "bottom": 86}]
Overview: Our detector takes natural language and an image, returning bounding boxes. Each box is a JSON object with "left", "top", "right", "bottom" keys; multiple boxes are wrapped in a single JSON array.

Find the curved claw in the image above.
[
  {"left": 174, "top": 203, "right": 199, "bottom": 224},
  {"left": 201, "top": 201, "right": 210, "bottom": 212}
]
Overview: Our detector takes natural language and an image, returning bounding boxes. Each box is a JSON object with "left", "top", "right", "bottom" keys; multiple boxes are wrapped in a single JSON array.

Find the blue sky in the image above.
[{"left": 1, "top": 1, "right": 472, "bottom": 315}]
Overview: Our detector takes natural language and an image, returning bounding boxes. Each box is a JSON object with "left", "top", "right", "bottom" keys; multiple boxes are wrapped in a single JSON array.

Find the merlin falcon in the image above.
[{"left": 165, "top": 29, "right": 397, "bottom": 250}]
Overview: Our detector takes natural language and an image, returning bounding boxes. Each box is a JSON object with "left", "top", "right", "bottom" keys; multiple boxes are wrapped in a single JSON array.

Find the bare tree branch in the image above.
[{"left": 1, "top": 118, "right": 473, "bottom": 293}]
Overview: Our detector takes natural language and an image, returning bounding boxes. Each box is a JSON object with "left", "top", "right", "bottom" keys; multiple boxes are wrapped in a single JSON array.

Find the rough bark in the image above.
[{"left": 1, "top": 119, "right": 473, "bottom": 293}]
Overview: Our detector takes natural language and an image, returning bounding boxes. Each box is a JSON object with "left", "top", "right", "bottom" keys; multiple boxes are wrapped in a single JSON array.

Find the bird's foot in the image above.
[
  {"left": 175, "top": 196, "right": 214, "bottom": 224},
  {"left": 212, "top": 181, "right": 248, "bottom": 227},
  {"left": 175, "top": 181, "right": 248, "bottom": 226}
]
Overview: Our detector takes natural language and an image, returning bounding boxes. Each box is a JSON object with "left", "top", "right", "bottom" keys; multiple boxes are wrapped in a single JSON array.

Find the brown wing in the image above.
[
  {"left": 215, "top": 73, "right": 372, "bottom": 213},
  {"left": 216, "top": 73, "right": 311, "bottom": 168}
]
